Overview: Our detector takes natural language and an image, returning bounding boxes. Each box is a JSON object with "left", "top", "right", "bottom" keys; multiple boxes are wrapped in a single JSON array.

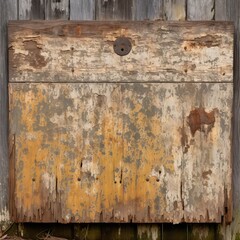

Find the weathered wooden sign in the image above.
[{"left": 8, "top": 21, "right": 233, "bottom": 223}]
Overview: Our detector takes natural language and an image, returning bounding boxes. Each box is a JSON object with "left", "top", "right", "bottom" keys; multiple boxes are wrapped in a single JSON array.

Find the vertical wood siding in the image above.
[
  {"left": 70, "top": 0, "right": 95, "bottom": 20},
  {"left": 0, "top": 0, "right": 240, "bottom": 239},
  {"left": 163, "top": 0, "right": 186, "bottom": 20},
  {"left": 0, "top": 0, "right": 17, "bottom": 223}
]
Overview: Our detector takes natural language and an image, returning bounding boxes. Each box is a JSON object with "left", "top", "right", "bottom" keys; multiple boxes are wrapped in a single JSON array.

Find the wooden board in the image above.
[
  {"left": 0, "top": 0, "right": 18, "bottom": 223},
  {"left": 187, "top": 0, "right": 215, "bottom": 20},
  {"left": 9, "top": 82, "right": 232, "bottom": 223},
  {"left": 70, "top": 0, "right": 95, "bottom": 20},
  {"left": 8, "top": 21, "right": 233, "bottom": 83},
  {"left": 163, "top": 0, "right": 186, "bottom": 20}
]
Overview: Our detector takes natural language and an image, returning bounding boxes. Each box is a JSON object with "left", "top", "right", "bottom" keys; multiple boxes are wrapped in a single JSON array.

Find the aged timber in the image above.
[
  {"left": 8, "top": 21, "right": 233, "bottom": 224},
  {"left": 9, "top": 83, "right": 232, "bottom": 223},
  {"left": 8, "top": 21, "right": 233, "bottom": 83}
]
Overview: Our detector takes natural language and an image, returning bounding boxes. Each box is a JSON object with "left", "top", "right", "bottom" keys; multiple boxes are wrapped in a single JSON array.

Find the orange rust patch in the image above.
[{"left": 187, "top": 107, "right": 216, "bottom": 136}]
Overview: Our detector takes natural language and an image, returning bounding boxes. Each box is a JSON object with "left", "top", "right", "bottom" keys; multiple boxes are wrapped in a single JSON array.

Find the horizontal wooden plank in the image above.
[
  {"left": 8, "top": 21, "right": 233, "bottom": 83},
  {"left": 9, "top": 82, "right": 232, "bottom": 223}
]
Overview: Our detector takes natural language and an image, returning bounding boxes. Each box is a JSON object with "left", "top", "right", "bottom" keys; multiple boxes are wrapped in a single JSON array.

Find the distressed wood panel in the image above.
[
  {"left": 8, "top": 21, "right": 233, "bottom": 83},
  {"left": 187, "top": 0, "right": 214, "bottom": 20},
  {"left": 96, "top": 0, "right": 133, "bottom": 20},
  {"left": 19, "top": 0, "right": 45, "bottom": 20},
  {"left": 70, "top": 0, "right": 95, "bottom": 20},
  {"left": 45, "top": 0, "right": 69, "bottom": 20},
  {"left": 163, "top": 0, "right": 186, "bottom": 20},
  {"left": 9, "top": 82, "right": 232, "bottom": 223},
  {"left": 0, "top": 0, "right": 18, "bottom": 223}
]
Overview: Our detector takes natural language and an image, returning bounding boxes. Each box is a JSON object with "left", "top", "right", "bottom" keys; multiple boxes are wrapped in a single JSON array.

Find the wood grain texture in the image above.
[
  {"left": 187, "top": 0, "right": 214, "bottom": 20},
  {"left": 223, "top": 0, "right": 240, "bottom": 239},
  {"left": 9, "top": 82, "right": 232, "bottom": 223},
  {"left": 133, "top": 0, "right": 163, "bottom": 20},
  {"left": 0, "top": 1, "right": 236, "bottom": 238},
  {"left": 215, "top": 0, "right": 228, "bottom": 20},
  {"left": 70, "top": 0, "right": 95, "bottom": 20},
  {"left": 163, "top": 0, "right": 186, "bottom": 20},
  {"left": 45, "top": 0, "right": 69, "bottom": 20},
  {"left": 137, "top": 224, "right": 161, "bottom": 240},
  {"left": 95, "top": 0, "right": 133, "bottom": 20},
  {"left": 8, "top": 21, "right": 233, "bottom": 83},
  {"left": 0, "top": 0, "right": 17, "bottom": 223},
  {"left": 19, "top": 0, "right": 45, "bottom": 20}
]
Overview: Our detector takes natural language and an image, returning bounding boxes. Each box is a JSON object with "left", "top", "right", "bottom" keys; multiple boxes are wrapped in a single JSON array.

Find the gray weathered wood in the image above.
[
  {"left": 95, "top": 0, "right": 133, "bottom": 20},
  {"left": 19, "top": 0, "right": 32, "bottom": 20},
  {"left": 19, "top": 0, "right": 45, "bottom": 20},
  {"left": 70, "top": 0, "right": 95, "bottom": 20},
  {"left": 187, "top": 0, "right": 214, "bottom": 20},
  {"left": 215, "top": 0, "right": 228, "bottom": 20},
  {"left": 133, "top": 0, "right": 163, "bottom": 20},
  {"left": 45, "top": 0, "right": 69, "bottom": 20},
  {"left": 223, "top": 0, "right": 240, "bottom": 239},
  {"left": 0, "top": 0, "right": 17, "bottom": 223},
  {"left": 163, "top": 0, "right": 186, "bottom": 20},
  {"left": 186, "top": 0, "right": 232, "bottom": 238},
  {"left": 8, "top": 21, "right": 233, "bottom": 84}
]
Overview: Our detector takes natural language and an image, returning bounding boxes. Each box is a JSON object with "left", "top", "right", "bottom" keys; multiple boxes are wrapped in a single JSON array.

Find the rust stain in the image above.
[
  {"left": 202, "top": 170, "right": 212, "bottom": 179},
  {"left": 23, "top": 40, "right": 47, "bottom": 69},
  {"left": 185, "top": 35, "right": 222, "bottom": 49},
  {"left": 187, "top": 107, "right": 216, "bottom": 137}
]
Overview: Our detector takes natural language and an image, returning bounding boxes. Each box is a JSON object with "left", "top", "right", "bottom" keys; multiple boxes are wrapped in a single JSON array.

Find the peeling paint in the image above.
[
  {"left": 9, "top": 83, "right": 232, "bottom": 223},
  {"left": 8, "top": 21, "right": 233, "bottom": 83}
]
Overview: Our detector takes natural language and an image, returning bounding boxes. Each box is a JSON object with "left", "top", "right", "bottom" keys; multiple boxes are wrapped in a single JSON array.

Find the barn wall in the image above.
[{"left": 0, "top": 0, "right": 239, "bottom": 239}]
